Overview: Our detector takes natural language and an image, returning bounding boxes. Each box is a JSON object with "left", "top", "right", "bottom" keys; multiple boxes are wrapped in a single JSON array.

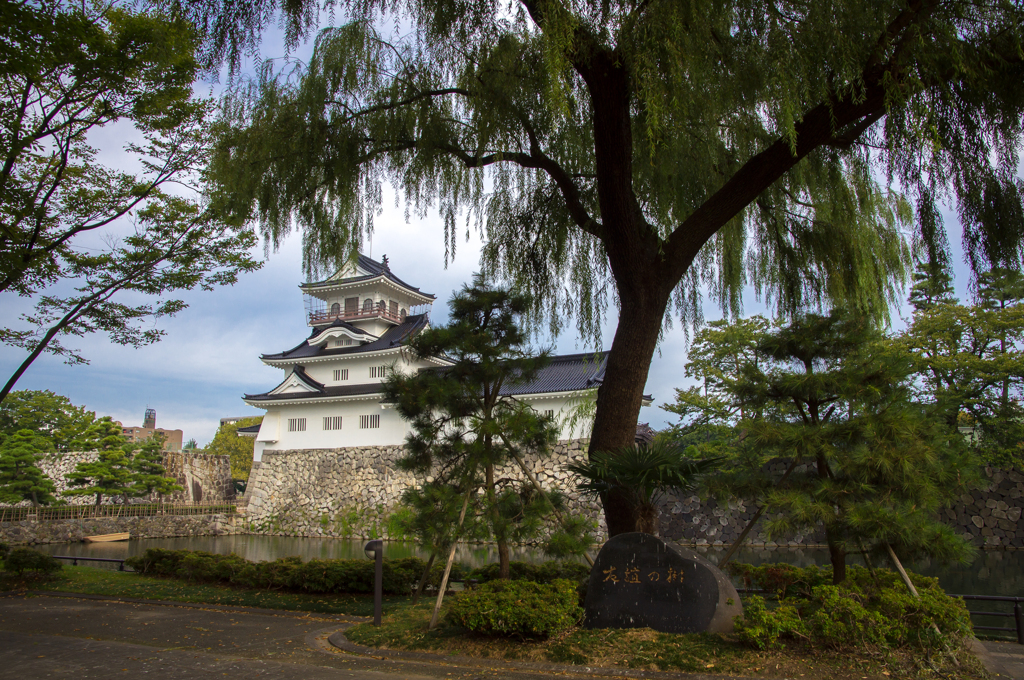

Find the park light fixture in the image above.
[{"left": 364, "top": 539, "right": 383, "bottom": 626}]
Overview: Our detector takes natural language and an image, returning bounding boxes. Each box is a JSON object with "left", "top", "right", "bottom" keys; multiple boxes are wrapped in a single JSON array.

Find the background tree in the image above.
[
  {"left": 0, "top": 390, "right": 94, "bottom": 450},
  {"left": 900, "top": 266, "right": 1024, "bottom": 468},
  {"left": 204, "top": 416, "right": 262, "bottom": 479},
  {"left": 194, "top": 0, "right": 1024, "bottom": 534},
  {"left": 0, "top": 1, "right": 262, "bottom": 401},
  {"left": 673, "top": 311, "right": 975, "bottom": 583},
  {"left": 0, "top": 429, "right": 57, "bottom": 508},
  {"left": 383, "top": 275, "right": 577, "bottom": 579},
  {"left": 63, "top": 418, "right": 136, "bottom": 506}
]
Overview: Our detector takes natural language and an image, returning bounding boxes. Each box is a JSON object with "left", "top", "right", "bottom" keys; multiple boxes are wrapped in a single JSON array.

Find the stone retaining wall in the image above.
[
  {"left": 241, "top": 439, "right": 607, "bottom": 539},
  {"left": 0, "top": 513, "right": 241, "bottom": 545},
  {"left": 14, "top": 451, "right": 235, "bottom": 505},
  {"left": 658, "top": 465, "right": 1024, "bottom": 548}
]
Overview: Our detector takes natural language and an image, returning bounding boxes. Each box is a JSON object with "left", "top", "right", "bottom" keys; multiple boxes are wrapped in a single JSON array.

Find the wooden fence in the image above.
[{"left": 0, "top": 500, "right": 237, "bottom": 523}]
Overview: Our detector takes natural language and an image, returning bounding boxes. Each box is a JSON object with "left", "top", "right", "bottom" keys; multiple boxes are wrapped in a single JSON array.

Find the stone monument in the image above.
[{"left": 583, "top": 532, "right": 743, "bottom": 634}]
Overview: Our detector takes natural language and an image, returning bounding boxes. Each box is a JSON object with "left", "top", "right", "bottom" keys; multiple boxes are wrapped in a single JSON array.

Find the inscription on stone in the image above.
[{"left": 584, "top": 532, "right": 742, "bottom": 634}]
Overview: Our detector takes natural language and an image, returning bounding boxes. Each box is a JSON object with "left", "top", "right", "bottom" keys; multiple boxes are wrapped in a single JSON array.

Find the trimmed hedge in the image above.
[
  {"left": 446, "top": 578, "right": 582, "bottom": 638},
  {"left": 468, "top": 560, "right": 590, "bottom": 584},
  {"left": 729, "top": 563, "right": 973, "bottom": 652},
  {"left": 3, "top": 547, "right": 62, "bottom": 577},
  {"left": 125, "top": 548, "right": 468, "bottom": 595}
]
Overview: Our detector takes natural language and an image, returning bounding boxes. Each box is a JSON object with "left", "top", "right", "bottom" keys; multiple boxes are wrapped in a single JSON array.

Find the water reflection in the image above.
[{"left": 36, "top": 536, "right": 1024, "bottom": 597}]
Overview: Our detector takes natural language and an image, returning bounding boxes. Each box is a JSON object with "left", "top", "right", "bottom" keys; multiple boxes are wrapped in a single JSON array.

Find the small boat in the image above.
[{"left": 84, "top": 532, "right": 129, "bottom": 543}]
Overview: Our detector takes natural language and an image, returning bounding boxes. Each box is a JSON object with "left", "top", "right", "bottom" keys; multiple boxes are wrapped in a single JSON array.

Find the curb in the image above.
[
  {"left": 326, "top": 625, "right": 764, "bottom": 680},
  {"left": 20, "top": 589, "right": 369, "bottom": 622}
]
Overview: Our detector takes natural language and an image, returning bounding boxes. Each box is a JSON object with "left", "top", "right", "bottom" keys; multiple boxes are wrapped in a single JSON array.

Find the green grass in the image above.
[{"left": 0, "top": 565, "right": 411, "bottom": 617}]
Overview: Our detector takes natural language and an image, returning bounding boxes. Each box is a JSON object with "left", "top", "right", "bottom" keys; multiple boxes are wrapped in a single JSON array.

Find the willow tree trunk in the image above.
[{"left": 579, "top": 49, "right": 688, "bottom": 538}]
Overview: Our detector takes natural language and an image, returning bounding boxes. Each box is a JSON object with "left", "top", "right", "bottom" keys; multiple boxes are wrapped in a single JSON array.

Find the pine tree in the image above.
[
  {"left": 63, "top": 418, "right": 136, "bottom": 506},
  {"left": 901, "top": 268, "right": 1024, "bottom": 467},
  {"left": 383, "top": 274, "right": 578, "bottom": 579},
  {"left": 130, "top": 435, "right": 183, "bottom": 503},
  {"left": 0, "top": 429, "right": 57, "bottom": 508},
  {"left": 678, "top": 311, "right": 976, "bottom": 583}
]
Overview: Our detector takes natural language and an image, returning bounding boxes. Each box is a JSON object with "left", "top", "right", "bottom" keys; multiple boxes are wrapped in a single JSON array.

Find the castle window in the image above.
[
  {"left": 545, "top": 410, "right": 555, "bottom": 419},
  {"left": 344, "top": 297, "right": 359, "bottom": 314},
  {"left": 330, "top": 302, "right": 340, "bottom": 316},
  {"left": 333, "top": 369, "right": 349, "bottom": 381},
  {"left": 323, "top": 416, "right": 343, "bottom": 431},
  {"left": 287, "top": 418, "right": 307, "bottom": 432},
  {"left": 389, "top": 300, "right": 399, "bottom": 316},
  {"left": 400, "top": 308, "right": 407, "bottom": 320},
  {"left": 363, "top": 298, "right": 374, "bottom": 312},
  {"left": 369, "top": 365, "right": 387, "bottom": 378},
  {"left": 360, "top": 414, "right": 380, "bottom": 429}
]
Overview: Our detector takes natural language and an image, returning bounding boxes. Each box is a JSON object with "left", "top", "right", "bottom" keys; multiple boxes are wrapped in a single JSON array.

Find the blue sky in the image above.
[{"left": 0, "top": 18, "right": 982, "bottom": 447}]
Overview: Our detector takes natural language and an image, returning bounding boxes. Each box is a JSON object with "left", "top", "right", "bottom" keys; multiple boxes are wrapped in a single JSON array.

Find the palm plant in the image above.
[{"left": 567, "top": 441, "right": 721, "bottom": 535}]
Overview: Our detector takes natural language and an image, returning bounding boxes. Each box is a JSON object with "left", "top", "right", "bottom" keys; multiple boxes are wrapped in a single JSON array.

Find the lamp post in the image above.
[{"left": 364, "top": 539, "right": 383, "bottom": 626}]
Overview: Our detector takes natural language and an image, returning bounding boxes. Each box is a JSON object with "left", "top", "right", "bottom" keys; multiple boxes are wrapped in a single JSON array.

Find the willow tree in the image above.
[{"left": 194, "top": 0, "right": 1024, "bottom": 534}]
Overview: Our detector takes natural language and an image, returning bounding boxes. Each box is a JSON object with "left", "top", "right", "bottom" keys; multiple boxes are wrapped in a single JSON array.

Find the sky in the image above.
[{"left": 0, "top": 13, "right": 982, "bottom": 447}]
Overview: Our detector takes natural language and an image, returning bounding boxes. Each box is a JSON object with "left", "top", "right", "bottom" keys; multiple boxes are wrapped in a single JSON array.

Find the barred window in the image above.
[
  {"left": 369, "top": 365, "right": 387, "bottom": 378},
  {"left": 545, "top": 409, "right": 555, "bottom": 419},
  {"left": 323, "top": 416, "right": 343, "bottom": 431},
  {"left": 287, "top": 418, "right": 306, "bottom": 432},
  {"left": 360, "top": 414, "right": 380, "bottom": 429},
  {"left": 333, "top": 369, "right": 349, "bottom": 381}
]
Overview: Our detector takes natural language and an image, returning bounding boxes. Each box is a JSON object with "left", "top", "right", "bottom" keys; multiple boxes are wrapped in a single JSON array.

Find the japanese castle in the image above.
[{"left": 243, "top": 255, "right": 611, "bottom": 460}]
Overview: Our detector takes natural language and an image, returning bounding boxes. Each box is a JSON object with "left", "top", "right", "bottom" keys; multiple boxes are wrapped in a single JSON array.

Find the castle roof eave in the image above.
[{"left": 301, "top": 254, "right": 435, "bottom": 301}]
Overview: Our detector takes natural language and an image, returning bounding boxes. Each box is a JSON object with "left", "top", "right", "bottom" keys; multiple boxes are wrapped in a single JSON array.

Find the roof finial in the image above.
[{"left": 381, "top": 254, "right": 390, "bottom": 271}]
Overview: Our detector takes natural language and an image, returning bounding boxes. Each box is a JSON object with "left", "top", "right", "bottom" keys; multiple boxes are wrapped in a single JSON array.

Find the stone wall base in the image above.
[
  {"left": 242, "top": 439, "right": 607, "bottom": 540},
  {"left": 0, "top": 513, "right": 241, "bottom": 545}
]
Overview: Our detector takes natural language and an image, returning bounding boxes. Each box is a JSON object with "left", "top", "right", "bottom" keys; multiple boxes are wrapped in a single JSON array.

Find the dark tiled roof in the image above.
[
  {"left": 244, "top": 352, "right": 618, "bottom": 404},
  {"left": 302, "top": 254, "right": 435, "bottom": 299},
  {"left": 290, "top": 366, "right": 324, "bottom": 391},
  {"left": 261, "top": 314, "right": 429, "bottom": 362},
  {"left": 499, "top": 352, "right": 608, "bottom": 396},
  {"left": 236, "top": 424, "right": 262, "bottom": 434},
  {"left": 245, "top": 379, "right": 386, "bottom": 402}
]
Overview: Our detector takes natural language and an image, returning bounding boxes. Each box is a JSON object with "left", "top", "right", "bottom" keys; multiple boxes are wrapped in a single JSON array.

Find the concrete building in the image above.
[{"left": 122, "top": 408, "right": 183, "bottom": 451}]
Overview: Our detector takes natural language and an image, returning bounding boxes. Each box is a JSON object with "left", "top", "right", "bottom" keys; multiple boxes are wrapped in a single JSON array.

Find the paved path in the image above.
[
  {"left": 979, "top": 640, "right": 1024, "bottom": 680},
  {"left": 3, "top": 592, "right": 1017, "bottom": 680},
  {"left": 0, "top": 593, "right": 551, "bottom": 680}
]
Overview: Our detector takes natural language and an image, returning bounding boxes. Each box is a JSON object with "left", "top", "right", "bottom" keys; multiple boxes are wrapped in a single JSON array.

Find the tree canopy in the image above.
[
  {"left": 187, "top": 0, "right": 1024, "bottom": 533},
  {"left": 900, "top": 265, "right": 1024, "bottom": 468},
  {"left": 0, "top": 390, "right": 95, "bottom": 451},
  {"left": 0, "top": 1, "right": 261, "bottom": 401},
  {"left": 204, "top": 416, "right": 262, "bottom": 479}
]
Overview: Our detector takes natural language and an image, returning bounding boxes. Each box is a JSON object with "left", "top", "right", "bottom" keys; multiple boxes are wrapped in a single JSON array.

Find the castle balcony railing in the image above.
[{"left": 308, "top": 307, "right": 405, "bottom": 326}]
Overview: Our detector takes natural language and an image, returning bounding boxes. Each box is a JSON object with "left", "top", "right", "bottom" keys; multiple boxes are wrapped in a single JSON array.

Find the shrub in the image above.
[
  {"left": 731, "top": 563, "right": 972, "bottom": 652},
  {"left": 0, "top": 542, "right": 10, "bottom": 560},
  {"left": 446, "top": 578, "right": 582, "bottom": 638},
  {"left": 124, "top": 548, "right": 441, "bottom": 595},
  {"left": 469, "top": 560, "right": 589, "bottom": 585},
  {"left": 3, "top": 548, "right": 62, "bottom": 577}
]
